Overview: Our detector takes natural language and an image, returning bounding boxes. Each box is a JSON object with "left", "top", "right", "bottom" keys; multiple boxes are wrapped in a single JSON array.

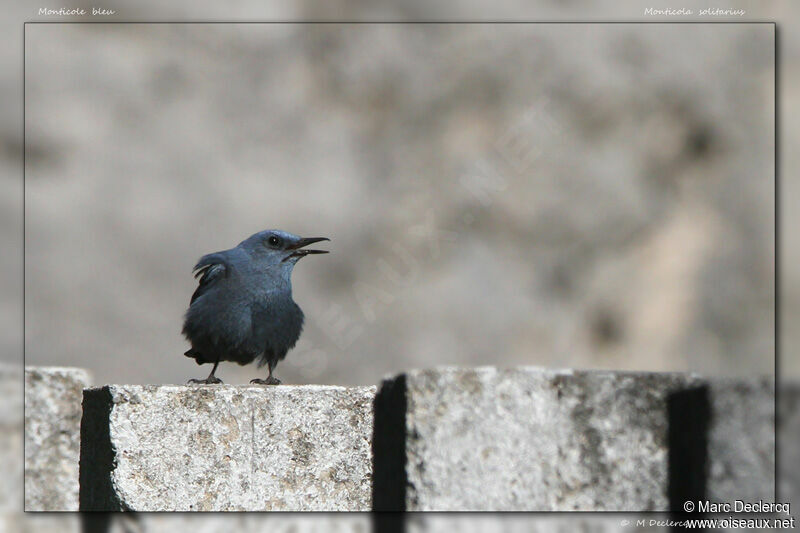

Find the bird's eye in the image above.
[{"left": 268, "top": 235, "right": 281, "bottom": 247}]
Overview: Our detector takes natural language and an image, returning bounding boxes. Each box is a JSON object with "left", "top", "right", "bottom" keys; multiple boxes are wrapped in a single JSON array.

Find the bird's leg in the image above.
[
  {"left": 188, "top": 358, "right": 223, "bottom": 385},
  {"left": 250, "top": 362, "right": 281, "bottom": 385}
]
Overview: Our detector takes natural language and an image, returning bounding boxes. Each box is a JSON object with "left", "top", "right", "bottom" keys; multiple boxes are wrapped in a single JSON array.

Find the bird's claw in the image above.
[
  {"left": 188, "top": 377, "right": 223, "bottom": 385},
  {"left": 250, "top": 377, "right": 281, "bottom": 385}
]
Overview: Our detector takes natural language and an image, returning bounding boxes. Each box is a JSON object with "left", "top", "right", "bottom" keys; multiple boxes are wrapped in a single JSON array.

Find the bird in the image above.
[{"left": 182, "top": 229, "right": 329, "bottom": 385}]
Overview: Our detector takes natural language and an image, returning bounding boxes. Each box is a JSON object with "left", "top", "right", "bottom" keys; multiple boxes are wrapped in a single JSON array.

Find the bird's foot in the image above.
[
  {"left": 187, "top": 376, "right": 223, "bottom": 385},
  {"left": 250, "top": 376, "right": 281, "bottom": 385}
]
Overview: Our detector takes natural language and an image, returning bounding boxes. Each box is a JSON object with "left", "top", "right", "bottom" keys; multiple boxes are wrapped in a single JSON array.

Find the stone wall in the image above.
[{"left": 43, "top": 366, "right": 775, "bottom": 513}]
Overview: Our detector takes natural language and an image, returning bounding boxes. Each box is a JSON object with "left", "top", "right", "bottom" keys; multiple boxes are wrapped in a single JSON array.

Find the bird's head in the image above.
[{"left": 240, "top": 229, "right": 329, "bottom": 271}]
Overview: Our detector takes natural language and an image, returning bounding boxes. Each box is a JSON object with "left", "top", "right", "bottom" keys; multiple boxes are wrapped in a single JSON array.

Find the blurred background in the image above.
[{"left": 20, "top": 22, "right": 774, "bottom": 386}]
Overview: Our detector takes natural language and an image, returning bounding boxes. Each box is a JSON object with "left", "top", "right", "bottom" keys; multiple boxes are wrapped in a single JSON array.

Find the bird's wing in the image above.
[{"left": 190, "top": 253, "right": 229, "bottom": 304}]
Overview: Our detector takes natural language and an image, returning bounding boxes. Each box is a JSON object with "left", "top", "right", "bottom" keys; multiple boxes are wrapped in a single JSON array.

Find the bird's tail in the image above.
[{"left": 184, "top": 348, "right": 206, "bottom": 365}]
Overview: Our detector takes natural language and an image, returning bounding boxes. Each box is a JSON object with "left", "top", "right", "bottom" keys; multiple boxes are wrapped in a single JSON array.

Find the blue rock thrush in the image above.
[{"left": 182, "top": 229, "right": 329, "bottom": 385}]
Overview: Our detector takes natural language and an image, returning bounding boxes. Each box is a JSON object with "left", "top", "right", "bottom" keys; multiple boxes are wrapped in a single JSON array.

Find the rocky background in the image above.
[{"left": 19, "top": 21, "right": 775, "bottom": 386}]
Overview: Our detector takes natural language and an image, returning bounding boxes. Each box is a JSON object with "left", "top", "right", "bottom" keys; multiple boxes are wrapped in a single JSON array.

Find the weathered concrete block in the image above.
[
  {"left": 666, "top": 376, "right": 776, "bottom": 511},
  {"left": 375, "top": 366, "right": 700, "bottom": 511},
  {"left": 0, "top": 363, "right": 23, "bottom": 514},
  {"left": 374, "top": 366, "right": 775, "bottom": 511},
  {"left": 706, "top": 377, "right": 775, "bottom": 503},
  {"left": 2, "top": 364, "right": 81, "bottom": 530},
  {"left": 80, "top": 385, "right": 375, "bottom": 511},
  {"left": 779, "top": 382, "right": 800, "bottom": 508},
  {"left": 24, "top": 366, "right": 91, "bottom": 511}
]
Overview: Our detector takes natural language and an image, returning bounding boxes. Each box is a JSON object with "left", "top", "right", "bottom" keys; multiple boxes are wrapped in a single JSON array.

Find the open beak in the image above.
[{"left": 284, "top": 237, "right": 330, "bottom": 260}]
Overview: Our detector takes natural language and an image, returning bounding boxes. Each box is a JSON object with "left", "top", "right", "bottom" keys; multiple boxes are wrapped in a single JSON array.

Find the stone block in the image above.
[
  {"left": 374, "top": 367, "right": 776, "bottom": 511},
  {"left": 24, "top": 366, "right": 91, "bottom": 511},
  {"left": 706, "top": 377, "right": 775, "bottom": 503},
  {"left": 0, "top": 363, "right": 23, "bottom": 519},
  {"left": 80, "top": 384, "right": 375, "bottom": 511},
  {"left": 779, "top": 381, "right": 800, "bottom": 508}
]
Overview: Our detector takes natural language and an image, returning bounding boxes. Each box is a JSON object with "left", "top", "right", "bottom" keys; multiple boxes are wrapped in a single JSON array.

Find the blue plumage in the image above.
[{"left": 182, "top": 229, "right": 329, "bottom": 385}]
